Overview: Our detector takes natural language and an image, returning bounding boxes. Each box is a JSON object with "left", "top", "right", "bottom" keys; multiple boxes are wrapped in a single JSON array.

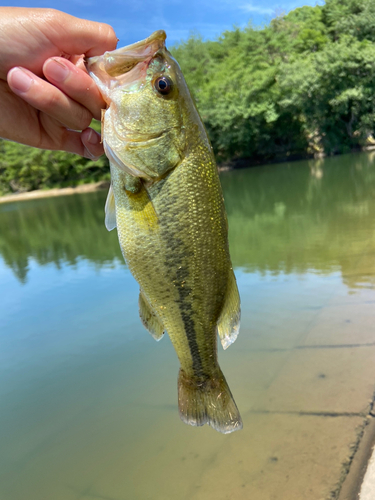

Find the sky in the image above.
[{"left": 3, "top": 0, "right": 324, "bottom": 47}]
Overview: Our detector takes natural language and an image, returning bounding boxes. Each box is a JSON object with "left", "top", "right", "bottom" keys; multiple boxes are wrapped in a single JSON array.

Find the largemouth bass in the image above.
[{"left": 86, "top": 30, "right": 242, "bottom": 434}]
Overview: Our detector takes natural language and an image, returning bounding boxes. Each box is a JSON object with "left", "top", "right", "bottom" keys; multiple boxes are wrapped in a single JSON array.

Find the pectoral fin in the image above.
[
  {"left": 217, "top": 269, "right": 241, "bottom": 350},
  {"left": 139, "top": 291, "right": 165, "bottom": 341},
  {"left": 104, "top": 184, "right": 116, "bottom": 231}
]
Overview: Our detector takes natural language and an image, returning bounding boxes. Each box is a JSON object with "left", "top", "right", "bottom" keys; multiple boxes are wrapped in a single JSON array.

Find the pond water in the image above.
[{"left": 1, "top": 152, "right": 375, "bottom": 500}]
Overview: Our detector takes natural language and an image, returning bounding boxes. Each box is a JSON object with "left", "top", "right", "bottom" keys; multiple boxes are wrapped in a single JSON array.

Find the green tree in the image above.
[
  {"left": 172, "top": 0, "right": 375, "bottom": 161},
  {"left": 3, "top": 0, "right": 375, "bottom": 194},
  {"left": 0, "top": 139, "right": 110, "bottom": 195}
]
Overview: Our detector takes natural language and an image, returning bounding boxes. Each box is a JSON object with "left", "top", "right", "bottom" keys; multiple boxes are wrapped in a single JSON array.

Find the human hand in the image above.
[{"left": 0, "top": 8, "right": 117, "bottom": 158}]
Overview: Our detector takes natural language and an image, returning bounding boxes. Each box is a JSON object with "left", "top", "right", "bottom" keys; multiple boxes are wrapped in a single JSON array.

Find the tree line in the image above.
[
  {"left": 173, "top": 0, "right": 375, "bottom": 162},
  {"left": 1, "top": 0, "right": 375, "bottom": 194}
]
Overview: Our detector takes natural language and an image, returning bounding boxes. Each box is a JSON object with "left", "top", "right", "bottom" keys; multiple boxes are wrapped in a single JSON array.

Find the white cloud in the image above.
[{"left": 241, "top": 3, "right": 274, "bottom": 14}]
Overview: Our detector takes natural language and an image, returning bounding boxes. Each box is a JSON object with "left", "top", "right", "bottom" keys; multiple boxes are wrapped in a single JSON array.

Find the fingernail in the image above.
[
  {"left": 45, "top": 58, "right": 69, "bottom": 82},
  {"left": 87, "top": 129, "right": 100, "bottom": 145},
  {"left": 8, "top": 67, "right": 33, "bottom": 93},
  {"left": 84, "top": 146, "right": 100, "bottom": 161}
]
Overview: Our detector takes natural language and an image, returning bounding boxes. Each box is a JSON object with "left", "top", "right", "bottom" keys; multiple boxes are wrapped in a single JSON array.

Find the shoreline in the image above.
[
  {"left": 0, "top": 157, "right": 321, "bottom": 204},
  {"left": 2, "top": 146, "right": 375, "bottom": 204},
  {"left": 0, "top": 181, "right": 110, "bottom": 204}
]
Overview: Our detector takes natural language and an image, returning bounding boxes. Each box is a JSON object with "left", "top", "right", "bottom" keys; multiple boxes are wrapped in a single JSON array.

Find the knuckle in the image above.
[
  {"left": 44, "top": 91, "right": 60, "bottom": 110},
  {"left": 43, "top": 91, "right": 92, "bottom": 131},
  {"left": 100, "top": 23, "right": 118, "bottom": 51},
  {"left": 75, "top": 107, "right": 92, "bottom": 131},
  {"left": 42, "top": 8, "right": 60, "bottom": 23}
]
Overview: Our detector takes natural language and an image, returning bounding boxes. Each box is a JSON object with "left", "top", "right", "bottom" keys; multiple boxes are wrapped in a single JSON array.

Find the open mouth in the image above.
[{"left": 85, "top": 31, "right": 167, "bottom": 90}]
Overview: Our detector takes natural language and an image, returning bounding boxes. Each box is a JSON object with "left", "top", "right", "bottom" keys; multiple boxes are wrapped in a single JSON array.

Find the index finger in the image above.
[{"left": 43, "top": 57, "right": 105, "bottom": 120}]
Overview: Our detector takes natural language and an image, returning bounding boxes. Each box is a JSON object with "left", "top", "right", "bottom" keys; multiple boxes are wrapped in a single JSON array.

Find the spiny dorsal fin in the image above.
[
  {"left": 139, "top": 291, "right": 165, "bottom": 341},
  {"left": 104, "top": 184, "right": 117, "bottom": 231},
  {"left": 217, "top": 269, "right": 241, "bottom": 350}
]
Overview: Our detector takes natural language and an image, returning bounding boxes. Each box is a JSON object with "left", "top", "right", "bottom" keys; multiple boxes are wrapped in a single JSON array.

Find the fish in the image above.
[{"left": 86, "top": 30, "right": 242, "bottom": 434}]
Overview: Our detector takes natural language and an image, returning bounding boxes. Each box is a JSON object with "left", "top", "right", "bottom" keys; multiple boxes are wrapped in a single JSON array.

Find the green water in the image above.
[{"left": 1, "top": 152, "right": 375, "bottom": 500}]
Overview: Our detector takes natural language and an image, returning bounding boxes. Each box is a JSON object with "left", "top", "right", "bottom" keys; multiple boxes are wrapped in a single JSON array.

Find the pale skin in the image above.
[{"left": 0, "top": 7, "right": 117, "bottom": 159}]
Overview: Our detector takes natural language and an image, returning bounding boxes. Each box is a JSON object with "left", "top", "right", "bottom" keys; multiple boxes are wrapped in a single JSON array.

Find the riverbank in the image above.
[
  {"left": 219, "top": 144, "right": 375, "bottom": 171},
  {"left": 0, "top": 181, "right": 110, "bottom": 204},
  {"left": 0, "top": 163, "right": 237, "bottom": 203},
  {"left": 3, "top": 147, "right": 375, "bottom": 204}
]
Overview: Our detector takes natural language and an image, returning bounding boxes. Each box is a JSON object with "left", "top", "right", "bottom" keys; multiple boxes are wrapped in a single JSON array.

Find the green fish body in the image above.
[{"left": 86, "top": 31, "right": 242, "bottom": 433}]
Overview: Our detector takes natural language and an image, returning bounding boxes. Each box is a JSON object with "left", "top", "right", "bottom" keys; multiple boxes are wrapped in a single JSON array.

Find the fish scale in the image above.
[{"left": 86, "top": 30, "right": 242, "bottom": 433}]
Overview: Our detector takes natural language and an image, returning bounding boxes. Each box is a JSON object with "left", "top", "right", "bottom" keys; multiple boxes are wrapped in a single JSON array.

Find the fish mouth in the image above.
[
  {"left": 101, "top": 30, "right": 166, "bottom": 77},
  {"left": 85, "top": 30, "right": 167, "bottom": 91}
]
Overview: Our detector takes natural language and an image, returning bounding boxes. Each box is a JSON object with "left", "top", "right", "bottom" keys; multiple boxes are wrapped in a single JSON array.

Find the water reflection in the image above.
[
  {"left": 2, "top": 152, "right": 375, "bottom": 500},
  {"left": 1, "top": 153, "right": 375, "bottom": 289},
  {"left": 221, "top": 152, "right": 375, "bottom": 289},
  {"left": 0, "top": 191, "right": 123, "bottom": 283}
]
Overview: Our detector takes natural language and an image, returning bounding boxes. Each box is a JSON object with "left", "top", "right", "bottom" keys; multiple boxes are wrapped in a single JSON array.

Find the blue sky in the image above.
[{"left": 4, "top": 0, "right": 324, "bottom": 47}]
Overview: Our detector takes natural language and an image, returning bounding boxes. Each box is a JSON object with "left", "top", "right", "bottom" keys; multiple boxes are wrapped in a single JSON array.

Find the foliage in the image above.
[
  {"left": 2, "top": 0, "right": 375, "bottom": 194},
  {"left": 171, "top": 0, "right": 375, "bottom": 161},
  {"left": 0, "top": 120, "right": 109, "bottom": 195},
  {"left": 0, "top": 139, "right": 109, "bottom": 195}
]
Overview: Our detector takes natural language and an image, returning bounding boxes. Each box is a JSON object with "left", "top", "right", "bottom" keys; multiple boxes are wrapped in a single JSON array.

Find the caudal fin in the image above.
[{"left": 178, "top": 368, "right": 242, "bottom": 434}]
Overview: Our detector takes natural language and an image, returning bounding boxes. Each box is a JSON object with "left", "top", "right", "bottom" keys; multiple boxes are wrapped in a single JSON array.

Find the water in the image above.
[{"left": 1, "top": 152, "right": 375, "bottom": 499}]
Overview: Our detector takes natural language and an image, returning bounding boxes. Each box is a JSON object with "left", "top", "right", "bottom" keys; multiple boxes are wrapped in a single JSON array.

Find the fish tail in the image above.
[{"left": 178, "top": 367, "right": 242, "bottom": 434}]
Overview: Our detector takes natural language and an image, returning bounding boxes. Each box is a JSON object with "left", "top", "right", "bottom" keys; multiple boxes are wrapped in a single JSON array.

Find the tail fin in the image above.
[{"left": 178, "top": 368, "right": 242, "bottom": 434}]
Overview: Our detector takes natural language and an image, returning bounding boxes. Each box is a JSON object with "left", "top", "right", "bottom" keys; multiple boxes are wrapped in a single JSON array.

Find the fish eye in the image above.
[{"left": 154, "top": 76, "right": 173, "bottom": 95}]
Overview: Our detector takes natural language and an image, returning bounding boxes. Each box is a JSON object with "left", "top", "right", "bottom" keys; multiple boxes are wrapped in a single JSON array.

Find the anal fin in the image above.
[
  {"left": 217, "top": 268, "right": 241, "bottom": 350},
  {"left": 139, "top": 291, "right": 165, "bottom": 341}
]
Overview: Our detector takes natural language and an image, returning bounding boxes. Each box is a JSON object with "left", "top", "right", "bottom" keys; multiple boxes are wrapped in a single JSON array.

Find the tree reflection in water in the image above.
[{"left": 1, "top": 151, "right": 375, "bottom": 289}]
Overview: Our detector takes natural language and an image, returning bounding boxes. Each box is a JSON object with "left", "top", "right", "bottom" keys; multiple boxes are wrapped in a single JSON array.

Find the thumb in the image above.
[{"left": 47, "top": 11, "right": 118, "bottom": 57}]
